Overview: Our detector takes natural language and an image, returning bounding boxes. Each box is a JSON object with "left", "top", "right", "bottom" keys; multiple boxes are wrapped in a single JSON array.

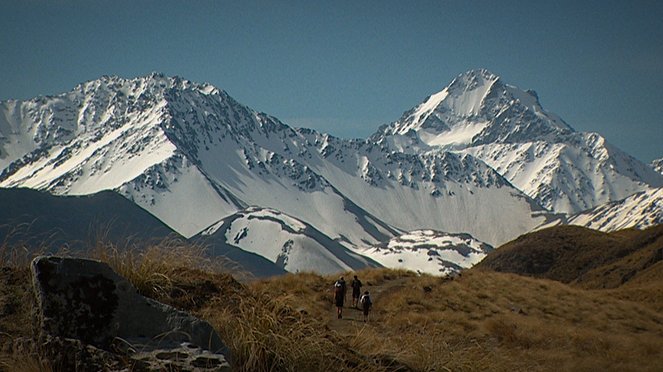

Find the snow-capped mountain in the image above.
[
  {"left": 542, "top": 187, "right": 663, "bottom": 232},
  {"left": 364, "top": 230, "right": 493, "bottom": 276},
  {"left": 373, "top": 69, "right": 663, "bottom": 214},
  {"left": 652, "top": 158, "right": 663, "bottom": 176},
  {"left": 197, "top": 207, "right": 381, "bottom": 274},
  {"left": 0, "top": 72, "right": 547, "bottom": 266},
  {"left": 196, "top": 208, "right": 496, "bottom": 275}
]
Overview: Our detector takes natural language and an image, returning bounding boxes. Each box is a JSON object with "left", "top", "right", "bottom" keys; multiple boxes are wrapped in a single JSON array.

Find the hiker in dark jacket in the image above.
[
  {"left": 333, "top": 276, "right": 347, "bottom": 319},
  {"left": 351, "top": 275, "right": 363, "bottom": 308},
  {"left": 359, "top": 290, "right": 372, "bottom": 322}
]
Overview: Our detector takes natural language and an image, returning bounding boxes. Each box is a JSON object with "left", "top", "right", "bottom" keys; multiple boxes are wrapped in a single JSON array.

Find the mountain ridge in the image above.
[
  {"left": 0, "top": 72, "right": 552, "bottom": 274},
  {"left": 543, "top": 187, "right": 663, "bottom": 232},
  {"left": 376, "top": 69, "right": 573, "bottom": 150},
  {"left": 1, "top": 70, "right": 658, "bottom": 275},
  {"left": 476, "top": 224, "right": 663, "bottom": 288},
  {"left": 374, "top": 69, "right": 663, "bottom": 213}
]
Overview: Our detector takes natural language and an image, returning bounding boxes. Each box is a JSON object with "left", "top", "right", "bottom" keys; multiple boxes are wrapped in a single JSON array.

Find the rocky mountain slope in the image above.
[
  {"left": 0, "top": 74, "right": 549, "bottom": 274},
  {"left": 373, "top": 69, "right": 663, "bottom": 214},
  {"left": 550, "top": 187, "right": 663, "bottom": 232},
  {"left": 652, "top": 158, "right": 663, "bottom": 175},
  {"left": 1, "top": 71, "right": 658, "bottom": 275}
]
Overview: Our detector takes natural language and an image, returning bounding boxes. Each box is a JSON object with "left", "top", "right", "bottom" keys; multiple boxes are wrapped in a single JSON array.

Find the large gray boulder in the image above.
[{"left": 31, "top": 256, "right": 230, "bottom": 370}]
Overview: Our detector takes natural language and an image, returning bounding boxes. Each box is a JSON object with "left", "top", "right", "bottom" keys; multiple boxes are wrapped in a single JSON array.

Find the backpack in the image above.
[
  {"left": 334, "top": 281, "right": 343, "bottom": 295},
  {"left": 360, "top": 294, "right": 371, "bottom": 307}
]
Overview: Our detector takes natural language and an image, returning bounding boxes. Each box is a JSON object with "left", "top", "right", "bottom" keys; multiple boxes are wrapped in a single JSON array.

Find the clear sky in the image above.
[{"left": 1, "top": 0, "right": 661, "bottom": 161}]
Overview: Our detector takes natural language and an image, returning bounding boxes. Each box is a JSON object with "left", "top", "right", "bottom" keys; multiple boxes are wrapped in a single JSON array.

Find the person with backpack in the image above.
[
  {"left": 359, "top": 290, "right": 372, "bottom": 322},
  {"left": 333, "top": 276, "right": 347, "bottom": 319},
  {"left": 351, "top": 275, "right": 363, "bottom": 308}
]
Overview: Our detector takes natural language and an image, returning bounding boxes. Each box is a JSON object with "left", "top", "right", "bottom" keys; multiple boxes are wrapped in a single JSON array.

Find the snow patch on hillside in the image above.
[
  {"left": 568, "top": 188, "right": 662, "bottom": 231},
  {"left": 200, "top": 207, "right": 381, "bottom": 274},
  {"left": 652, "top": 158, "right": 663, "bottom": 175},
  {"left": 362, "top": 230, "right": 493, "bottom": 276}
]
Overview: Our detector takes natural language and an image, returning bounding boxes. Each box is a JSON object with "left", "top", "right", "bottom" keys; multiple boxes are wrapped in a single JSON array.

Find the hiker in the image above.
[
  {"left": 351, "top": 275, "right": 363, "bottom": 308},
  {"left": 333, "top": 276, "right": 347, "bottom": 319},
  {"left": 359, "top": 290, "right": 372, "bottom": 322}
]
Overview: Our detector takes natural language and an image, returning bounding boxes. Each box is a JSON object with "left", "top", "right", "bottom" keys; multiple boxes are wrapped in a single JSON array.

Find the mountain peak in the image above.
[
  {"left": 448, "top": 68, "right": 501, "bottom": 91},
  {"left": 377, "top": 69, "right": 573, "bottom": 150},
  {"left": 73, "top": 73, "right": 224, "bottom": 99},
  {"left": 373, "top": 70, "right": 662, "bottom": 215},
  {"left": 0, "top": 72, "right": 269, "bottom": 192},
  {"left": 463, "top": 68, "right": 499, "bottom": 79}
]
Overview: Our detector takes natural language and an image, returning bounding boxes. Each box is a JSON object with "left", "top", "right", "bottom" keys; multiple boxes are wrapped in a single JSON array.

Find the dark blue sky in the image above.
[{"left": 1, "top": 0, "right": 661, "bottom": 161}]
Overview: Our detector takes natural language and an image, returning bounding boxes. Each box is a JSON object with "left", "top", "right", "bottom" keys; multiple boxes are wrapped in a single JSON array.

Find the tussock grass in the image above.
[
  {"left": 88, "top": 237, "right": 210, "bottom": 300},
  {"left": 0, "top": 352, "right": 53, "bottom": 372},
  {"left": 351, "top": 267, "right": 418, "bottom": 283},
  {"left": 361, "top": 270, "right": 663, "bottom": 371},
  {"left": 0, "top": 234, "right": 249, "bottom": 371},
  {"left": 0, "top": 223, "right": 50, "bottom": 268},
  {"left": 203, "top": 290, "right": 356, "bottom": 371},
  {"left": 478, "top": 224, "right": 663, "bottom": 288},
  {"left": 84, "top": 236, "right": 251, "bottom": 307},
  {"left": 1, "top": 226, "right": 663, "bottom": 371},
  {"left": 201, "top": 268, "right": 423, "bottom": 371},
  {"left": 211, "top": 265, "right": 663, "bottom": 371}
]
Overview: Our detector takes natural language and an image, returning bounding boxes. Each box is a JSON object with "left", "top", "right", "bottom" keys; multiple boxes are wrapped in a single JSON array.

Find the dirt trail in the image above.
[{"left": 326, "top": 277, "right": 409, "bottom": 335}]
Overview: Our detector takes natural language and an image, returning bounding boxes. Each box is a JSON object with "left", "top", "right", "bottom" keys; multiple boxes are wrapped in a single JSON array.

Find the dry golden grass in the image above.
[
  {"left": 202, "top": 290, "right": 363, "bottom": 371},
  {"left": 89, "top": 238, "right": 208, "bottom": 298},
  {"left": 192, "top": 268, "right": 424, "bottom": 371},
  {"left": 350, "top": 267, "right": 419, "bottom": 284},
  {"left": 477, "top": 224, "right": 663, "bottom": 288},
  {"left": 0, "top": 236, "right": 250, "bottom": 371},
  {"left": 0, "top": 352, "right": 53, "bottom": 372},
  {"left": 0, "top": 223, "right": 50, "bottom": 268},
  {"left": 82, "top": 236, "right": 251, "bottom": 306},
  {"left": 358, "top": 270, "right": 663, "bottom": 371},
  {"left": 213, "top": 263, "right": 663, "bottom": 371},
  {"left": 1, "top": 228, "right": 663, "bottom": 371},
  {"left": 575, "top": 226, "right": 663, "bottom": 289},
  {"left": 597, "top": 261, "right": 663, "bottom": 313}
]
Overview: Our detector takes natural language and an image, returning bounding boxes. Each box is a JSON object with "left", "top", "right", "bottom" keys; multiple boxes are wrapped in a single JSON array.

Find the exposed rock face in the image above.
[
  {"left": 31, "top": 256, "right": 230, "bottom": 371},
  {"left": 0, "top": 73, "right": 548, "bottom": 256},
  {"left": 374, "top": 69, "right": 663, "bottom": 214}
]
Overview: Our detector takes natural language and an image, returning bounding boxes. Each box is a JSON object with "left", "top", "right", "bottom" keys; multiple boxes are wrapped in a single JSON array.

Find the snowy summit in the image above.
[
  {"left": 0, "top": 70, "right": 660, "bottom": 275},
  {"left": 374, "top": 69, "right": 663, "bottom": 214}
]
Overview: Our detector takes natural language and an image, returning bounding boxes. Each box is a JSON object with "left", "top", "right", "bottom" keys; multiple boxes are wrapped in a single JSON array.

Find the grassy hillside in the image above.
[
  {"left": 241, "top": 268, "right": 663, "bottom": 371},
  {"left": 476, "top": 223, "right": 663, "bottom": 316},
  {"left": 1, "top": 226, "right": 663, "bottom": 371},
  {"left": 476, "top": 225, "right": 663, "bottom": 286}
]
